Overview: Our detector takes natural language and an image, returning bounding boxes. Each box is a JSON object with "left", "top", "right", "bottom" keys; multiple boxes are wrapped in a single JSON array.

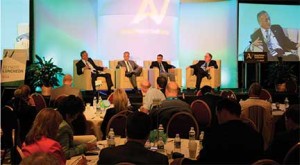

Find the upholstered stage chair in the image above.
[
  {"left": 109, "top": 60, "right": 148, "bottom": 89},
  {"left": 186, "top": 60, "right": 221, "bottom": 89},
  {"left": 73, "top": 60, "right": 115, "bottom": 91},
  {"left": 143, "top": 61, "right": 182, "bottom": 88}
]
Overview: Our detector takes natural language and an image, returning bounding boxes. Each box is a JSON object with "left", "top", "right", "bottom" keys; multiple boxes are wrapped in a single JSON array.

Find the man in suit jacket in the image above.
[
  {"left": 50, "top": 74, "right": 82, "bottom": 104},
  {"left": 116, "top": 51, "right": 142, "bottom": 92},
  {"left": 189, "top": 53, "right": 218, "bottom": 91},
  {"left": 150, "top": 54, "right": 176, "bottom": 81},
  {"left": 250, "top": 11, "right": 299, "bottom": 61},
  {"left": 76, "top": 51, "right": 113, "bottom": 93},
  {"left": 98, "top": 112, "right": 168, "bottom": 164}
]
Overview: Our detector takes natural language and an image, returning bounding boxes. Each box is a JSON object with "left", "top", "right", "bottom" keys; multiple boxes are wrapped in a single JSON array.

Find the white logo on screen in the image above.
[{"left": 132, "top": 0, "right": 170, "bottom": 24}]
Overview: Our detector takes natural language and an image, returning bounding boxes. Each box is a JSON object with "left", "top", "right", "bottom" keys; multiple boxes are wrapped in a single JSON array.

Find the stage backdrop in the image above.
[{"left": 33, "top": 0, "right": 238, "bottom": 88}]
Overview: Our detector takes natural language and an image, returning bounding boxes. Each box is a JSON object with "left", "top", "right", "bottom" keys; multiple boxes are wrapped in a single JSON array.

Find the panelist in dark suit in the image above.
[
  {"left": 116, "top": 51, "right": 142, "bottom": 92},
  {"left": 189, "top": 53, "right": 218, "bottom": 91},
  {"left": 97, "top": 112, "right": 168, "bottom": 164},
  {"left": 250, "top": 11, "right": 299, "bottom": 61},
  {"left": 150, "top": 54, "right": 176, "bottom": 81},
  {"left": 76, "top": 51, "right": 113, "bottom": 93}
]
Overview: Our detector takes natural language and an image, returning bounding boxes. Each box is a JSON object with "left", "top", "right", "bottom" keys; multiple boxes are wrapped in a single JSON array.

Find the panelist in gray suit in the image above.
[{"left": 116, "top": 51, "right": 142, "bottom": 92}]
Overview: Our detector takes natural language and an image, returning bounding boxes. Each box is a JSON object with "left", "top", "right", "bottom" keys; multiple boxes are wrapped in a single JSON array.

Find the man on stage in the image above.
[
  {"left": 188, "top": 53, "right": 218, "bottom": 91},
  {"left": 250, "top": 10, "right": 300, "bottom": 61},
  {"left": 76, "top": 50, "right": 113, "bottom": 94},
  {"left": 116, "top": 51, "right": 142, "bottom": 92},
  {"left": 150, "top": 54, "right": 176, "bottom": 82}
]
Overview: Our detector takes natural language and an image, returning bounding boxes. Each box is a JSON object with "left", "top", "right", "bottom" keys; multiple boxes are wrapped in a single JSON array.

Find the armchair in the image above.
[
  {"left": 109, "top": 60, "right": 148, "bottom": 89},
  {"left": 73, "top": 60, "right": 115, "bottom": 90},
  {"left": 144, "top": 61, "right": 182, "bottom": 88},
  {"left": 186, "top": 60, "right": 221, "bottom": 89}
]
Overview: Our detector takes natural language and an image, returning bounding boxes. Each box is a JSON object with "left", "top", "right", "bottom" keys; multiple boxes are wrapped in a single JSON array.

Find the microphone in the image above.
[{"left": 244, "top": 41, "right": 252, "bottom": 52}]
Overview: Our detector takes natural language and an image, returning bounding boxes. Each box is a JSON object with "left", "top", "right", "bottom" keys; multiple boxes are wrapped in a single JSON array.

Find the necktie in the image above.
[
  {"left": 265, "top": 29, "right": 276, "bottom": 55},
  {"left": 125, "top": 61, "right": 133, "bottom": 72},
  {"left": 159, "top": 63, "right": 166, "bottom": 73}
]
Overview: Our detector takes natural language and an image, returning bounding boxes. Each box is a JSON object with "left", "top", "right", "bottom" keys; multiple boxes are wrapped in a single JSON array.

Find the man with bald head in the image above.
[
  {"left": 50, "top": 74, "right": 82, "bottom": 103},
  {"left": 149, "top": 82, "right": 191, "bottom": 129},
  {"left": 140, "top": 80, "right": 165, "bottom": 113}
]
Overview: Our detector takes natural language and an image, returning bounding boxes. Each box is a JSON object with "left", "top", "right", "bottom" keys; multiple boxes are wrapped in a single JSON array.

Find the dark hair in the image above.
[
  {"left": 57, "top": 95, "right": 85, "bottom": 120},
  {"left": 249, "top": 82, "right": 262, "bottom": 96},
  {"left": 216, "top": 98, "right": 241, "bottom": 116},
  {"left": 257, "top": 10, "right": 268, "bottom": 21},
  {"left": 13, "top": 85, "right": 32, "bottom": 113},
  {"left": 285, "top": 104, "right": 300, "bottom": 125},
  {"left": 207, "top": 53, "right": 212, "bottom": 58},
  {"left": 80, "top": 50, "right": 86, "bottom": 57},
  {"left": 25, "top": 108, "right": 63, "bottom": 145},
  {"left": 126, "top": 112, "right": 151, "bottom": 140},
  {"left": 20, "top": 152, "right": 60, "bottom": 165},
  {"left": 157, "top": 76, "right": 167, "bottom": 89},
  {"left": 157, "top": 54, "right": 163, "bottom": 58},
  {"left": 201, "top": 85, "right": 212, "bottom": 95}
]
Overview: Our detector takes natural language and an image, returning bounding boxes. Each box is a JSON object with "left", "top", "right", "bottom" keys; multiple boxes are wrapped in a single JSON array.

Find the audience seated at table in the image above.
[
  {"left": 157, "top": 76, "right": 168, "bottom": 96},
  {"left": 21, "top": 108, "right": 66, "bottom": 164},
  {"left": 266, "top": 104, "right": 300, "bottom": 164},
  {"left": 13, "top": 85, "right": 37, "bottom": 142},
  {"left": 101, "top": 88, "right": 131, "bottom": 140},
  {"left": 49, "top": 74, "right": 82, "bottom": 105},
  {"left": 140, "top": 80, "right": 166, "bottom": 113},
  {"left": 20, "top": 152, "right": 61, "bottom": 165},
  {"left": 197, "top": 85, "right": 223, "bottom": 128},
  {"left": 56, "top": 95, "right": 97, "bottom": 159},
  {"left": 149, "top": 82, "right": 192, "bottom": 129},
  {"left": 240, "top": 82, "right": 273, "bottom": 150},
  {"left": 182, "top": 99, "right": 264, "bottom": 164},
  {"left": 98, "top": 112, "right": 169, "bottom": 164}
]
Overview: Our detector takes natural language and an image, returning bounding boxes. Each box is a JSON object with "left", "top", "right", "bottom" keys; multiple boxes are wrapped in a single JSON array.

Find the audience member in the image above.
[
  {"left": 240, "top": 82, "right": 273, "bottom": 149},
  {"left": 197, "top": 85, "right": 223, "bottom": 128},
  {"left": 266, "top": 104, "right": 300, "bottom": 164},
  {"left": 22, "top": 108, "right": 65, "bottom": 164},
  {"left": 116, "top": 51, "right": 142, "bottom": 93},
  {"left": 1, "top": 105, "right": 18, "bottom": 149},
  {"left": 157, "top": 76, "right": 168, "bottom": 95},
  {"left": 149, "top": 82, "right": 191, "bottom": 129},
  {"left": 150, "top": 54, "right": 176, "bottom": 81},
  {"left": 13, "top": 85, "right": 37, "bottom": 142},
  {"left": 183, "top": 99, "right": 263, "bottom": 164},
  {"left": 20, "top": 152, "right": 60, "bottom": 165},
  {"left": 140, "top": 80, "right": 166, "bottom": 113},
  {"left": 98, "top": 112, "right": 168, "bottom": 164},
  {"left": 56, "top": 95, "right": 96, "bottom": 159},
  {"left": 50, "top": 74, "right": 82, "bottom": 104},
  {"left": 101, "top": 88, "right": 130, "bottom": 139}
]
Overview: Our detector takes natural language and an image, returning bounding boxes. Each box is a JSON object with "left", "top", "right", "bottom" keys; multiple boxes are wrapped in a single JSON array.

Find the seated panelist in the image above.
[{"left": 150, "top": 54, "right": 176, "bottom": 82}]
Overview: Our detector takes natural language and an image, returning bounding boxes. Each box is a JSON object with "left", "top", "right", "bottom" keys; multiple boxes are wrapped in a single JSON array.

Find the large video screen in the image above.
[{"left": 238, "top": 3, "right": 300, "bottom": 61}]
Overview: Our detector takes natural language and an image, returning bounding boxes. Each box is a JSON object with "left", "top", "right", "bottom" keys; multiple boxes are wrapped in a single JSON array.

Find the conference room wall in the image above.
[{"left": 179, "top": 0, "right": 238, "bottom": 88}]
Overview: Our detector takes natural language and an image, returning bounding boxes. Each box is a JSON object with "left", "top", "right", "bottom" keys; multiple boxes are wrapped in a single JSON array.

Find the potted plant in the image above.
[
  {"left": 266, "top": 57, "right": 297, "bottom": 92},
  {"left": 26, "top": 55, "right": 64, "bottom": 96}
]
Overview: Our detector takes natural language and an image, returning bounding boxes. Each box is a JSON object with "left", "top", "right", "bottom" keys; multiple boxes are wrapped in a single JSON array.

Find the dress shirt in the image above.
[
  {"left": 143, "top": 88, "right": 166, "bottom": 110},
  {"left": 261, "top": 28, "right": 282, "bottom": 55}
]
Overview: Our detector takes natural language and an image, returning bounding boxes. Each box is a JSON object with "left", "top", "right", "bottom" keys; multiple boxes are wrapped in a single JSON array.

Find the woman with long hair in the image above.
[
  {"left": 22, "top": 108, "right": 65, "bottom": 164},
  {"left": 101, "top": 88, "right": 130, "bottom": 139}
]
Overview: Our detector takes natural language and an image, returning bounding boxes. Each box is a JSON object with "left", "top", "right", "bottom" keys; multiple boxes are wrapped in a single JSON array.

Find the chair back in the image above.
[
  {"left": 283, "top": 142, "right": 300, "bottom": 165},
  {"left": 16, "top": 146, "right": 25, "bottom": 159},
  {"left": 252, "top": 159, "right": 280, "bottom": 165},
  {"left": 106, "top": 114, "right": 127, "bottom": 138},
  {"left": 259, "top": 89, "right": 272, "bottom": 102},
  {"left": 30, "top": 93, "right": 47, "bottom": 111},
  {"left": 248, "top": 106, "right": 265, "bottom": 133},
  {"left": 196, "top": 90, "right": 202, "bottom": 97},
  {"left": 116, "top": 162, "right": 136, "bottom": 165},
  {"left": 107, "top": 93, "right": 114, "bottom": 104},
  {"left": 53, "top": 94, "right": 68, "bottom": 108},
  {"left": 117, "top": 110, "right": 133, "bottom": 116},
  {"left": 240, "top": 118, "right": 257, "bottom": 132},
  {"left": 190, "top": 100, "right": 212, "bottom": 128},
  {"left": 220, "top": 90, "right": 237, "bottom": 100},
  {"left": 166, "top": 112, "right": 199, "bottom": 139}
]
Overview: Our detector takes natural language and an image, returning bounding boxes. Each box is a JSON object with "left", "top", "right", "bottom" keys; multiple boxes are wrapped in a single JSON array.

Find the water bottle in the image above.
[
  {"left": 157, "top": 137, "right": 164, "bottom": 153},
  {"left": 107, "top": 128, "right": 115, "bottom": 147},
  {"left": 93, "top": 97, "right": 97, "bottom": 110},
  {"left": 174, "top": 134, "right": 181, "bottom": 152},
  {"left": 158, "top": 124, "right": 164, "bottom": 138},
  {"left": 199, "top": 131, "right": 204, "bottom": 142},
  {"left": 189, "top": 127, "right": 196, "bottom": 140},
  {"left": 284, "top": 97, "right": 289, "bottom": 109}
]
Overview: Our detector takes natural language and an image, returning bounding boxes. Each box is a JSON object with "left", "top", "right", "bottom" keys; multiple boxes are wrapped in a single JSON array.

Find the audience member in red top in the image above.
[{"left": 22, "top": 108, "right": 66, "bottom": 164}]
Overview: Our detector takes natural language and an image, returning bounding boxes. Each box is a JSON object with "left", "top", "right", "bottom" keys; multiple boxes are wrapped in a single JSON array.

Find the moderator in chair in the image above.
[
  {"left": 190, "top": 100, "right": 212, "bottom": 129},
  {"left": 106, "top": 114, "right": 127, "bottom": 138},
  {"left": 31, "top": 93, "right": 47, "bottom": 111},
  {"left": 259, "top": 89, "right": 272, "bottom": 102},
  {"left": 166, "top": 112, "right": 199, "bottom": 139}
]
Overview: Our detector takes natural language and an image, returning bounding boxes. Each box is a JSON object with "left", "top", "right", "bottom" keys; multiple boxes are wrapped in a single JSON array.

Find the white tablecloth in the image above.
[
  {"left": 271, "top": 103, "right": 286, "bottom": 117},
  {"left": 84, "top": 106, "right": 106, "bottom": 141}
]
